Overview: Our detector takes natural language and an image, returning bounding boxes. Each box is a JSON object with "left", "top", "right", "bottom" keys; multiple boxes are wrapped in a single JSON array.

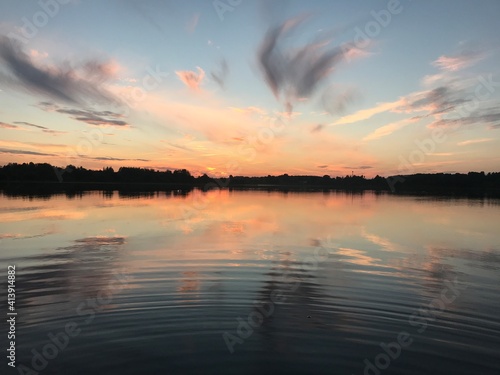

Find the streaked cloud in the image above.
[
  {"left": 333, "top": 100, "right": 401, "bottom": 126},
  {"left": 56, "top": 108, "right": 128, "bottom": 127},
  {"left": 0, "top": 120, "right": 67, "bottom": 135},
  {"left": 85, "top": 156, "right": 149, "bottom": 162},
  {"left": 0, "top": 121, "right": 18, "bottom": 129},
  {"left": 0, "top": 147, "right": 56, "bottom": 156},
  {"left": 457, "top": 138, "right": 494, "bottom": 146},
  {"left": 14, "top": 121, "right": 47, "bottom": 129},
  {"left": 310, "top": 124, "right": 324, "bottom": 133},
  {"left": 0, "top": 36, "right": 121, "bottom": 106},
  {"left": 428, "top": 107, "right": 500, "bottom": 129},
  {"left": 363, "top": 118, "right": 415, "bottom": 142},
  {"left": 432, "top": 49, "right": 485, "bottom": 72},
  {"left": 344, "top": 165, "right": 373, "bottom": 170},
  {"left": 186, "top": 13, "right": 200, "bottom": 34},
  {"left": 321, "top": 85, "right": 359, "bottom": 116},
  {"left": 211, "top": 58, "right": 229, "bottom": 88},
  {"left": 257, "top": 15, "right": 360, "bottom": 113},
  {"left": 37, "top": 102, "right": 129, "bottom": 127}
]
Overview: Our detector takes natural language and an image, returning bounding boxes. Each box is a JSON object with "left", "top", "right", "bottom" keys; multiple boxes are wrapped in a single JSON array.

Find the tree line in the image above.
[{"left": 0, "top": 162, "right": 499, "bottom": 194}]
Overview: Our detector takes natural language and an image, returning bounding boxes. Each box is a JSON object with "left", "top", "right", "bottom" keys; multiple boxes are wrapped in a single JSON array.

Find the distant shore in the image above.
[
  {"left": 1, "top": 163, "right": 499, "bottom": 198},
  {"left": 1, "top": 181, "right": 500, "bottom": 199}
]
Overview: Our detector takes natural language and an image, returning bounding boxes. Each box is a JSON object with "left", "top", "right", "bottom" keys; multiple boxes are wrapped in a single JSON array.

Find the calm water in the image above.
[{"left": 1, "top": 190, "right": 499, "bottom": 374}]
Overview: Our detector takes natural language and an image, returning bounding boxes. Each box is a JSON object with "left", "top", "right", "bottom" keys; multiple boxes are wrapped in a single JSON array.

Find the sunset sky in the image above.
[{"left": 1, "top": 0, "right": 499, "bottom": 177}]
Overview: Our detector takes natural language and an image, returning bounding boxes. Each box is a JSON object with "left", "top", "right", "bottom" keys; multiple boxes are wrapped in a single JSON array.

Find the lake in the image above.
[{"left": 1, "top": 190, "right": 499, "bottom": 374}]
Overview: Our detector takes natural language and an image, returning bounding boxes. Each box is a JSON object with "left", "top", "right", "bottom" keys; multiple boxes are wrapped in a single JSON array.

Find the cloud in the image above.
[
  {"left": 0, "top": 121, "right": 18, "bottom": 129},
  {"left": 6, "top": 120, "right": 66, "bottom": 135},
  {"left": 428, "top": 108, "right": 500, "bottom": 129},
  {"left": 257, "top": 15, "right": 359, "bottom": 113},
  {"left": 344, "top": 165, "right": 373, "bottom": 170},
  {"left": 432, "top": 49, "right": 485, "bottom": 72},
  {"left": 211, "top": 59, "right": 229, "bottom": 88},
  {"left": 175, "top": 67, "right": 205, "bottom": 91},
  {"left": 229, "top": 106, "right": 267, "bottom": 116},
  {"left": 426, "top": 152, "right": 455, "bottom": 156},
  {"left": 186, "top": 13, "right": 200, "bottom": 34},
  {"left": 457, "top": 138, "right": 494, "bottom": 146},
  {"left": 333, "top": 100, "right": 401, "bottom": 126},
  {"left": 321, "top": 86, "right": 359, "bottom": 116},
  {"left": 0, "top": 139, "right": 66, "bottom": 151},
  {"left": 14, "top": 121, "right": 47, "bottom": 129},
  {"left": 310, "top": 124, "right": 324, "bottom": 133},
  {"left": 335, "top": 68, "right": 500, "bottom": 136},
  {"left": 85, "top": 156, "right": 150, "bottom": 162},
  {"left": 160, "top": 140, "right": 193, "bottom": 152},
  {"left": 363, "top": 118, "right": 415, "bottom": 142},
  {"left": 42, "top": 129, "right": 68, "bottom": 135},
  {"left": 397, "top": 85, "right": 468, "bottom": 115},
  {"left": 0, "top": 233, "right": 21, "bottom": 239},
  {"left": 56, "top": 108, "right": 128, "bottom": 127},
  {"left": 0, "top": 36, "right": 121, "bottom": 106},
  {"left": 0, "top": 147, "right": 56, "bottom": 156},
  {"left": 37, "top": 102, "right": 129, "bottom": 127}
]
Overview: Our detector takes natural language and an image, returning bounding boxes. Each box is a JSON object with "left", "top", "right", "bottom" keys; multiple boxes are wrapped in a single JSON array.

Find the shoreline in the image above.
[{"left": 1, "top": 181, "right": 500, "bottom": 199}]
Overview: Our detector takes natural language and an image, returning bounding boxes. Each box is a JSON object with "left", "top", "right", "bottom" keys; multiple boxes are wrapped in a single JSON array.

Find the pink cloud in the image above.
[
  {"left": 175, "top": 67, "right": 205, "bottom": 91},
  {"left": 432, "top": 50, "right": 484, "bottom": 72}
]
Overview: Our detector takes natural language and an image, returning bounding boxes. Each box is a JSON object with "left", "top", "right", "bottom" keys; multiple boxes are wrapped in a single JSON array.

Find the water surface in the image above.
[{"left": 1, "top": 190, "right": 499, "bottom": 374}]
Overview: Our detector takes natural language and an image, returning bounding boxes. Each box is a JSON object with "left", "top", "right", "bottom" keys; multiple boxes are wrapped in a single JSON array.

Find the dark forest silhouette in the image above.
[{"left": 0, "top": 162, "right": 499, "bottom": 196}]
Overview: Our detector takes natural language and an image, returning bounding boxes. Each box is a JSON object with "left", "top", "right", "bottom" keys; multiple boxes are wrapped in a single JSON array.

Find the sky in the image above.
[{"left": 0, "top": 0, "right": 499, "bottom": 177}]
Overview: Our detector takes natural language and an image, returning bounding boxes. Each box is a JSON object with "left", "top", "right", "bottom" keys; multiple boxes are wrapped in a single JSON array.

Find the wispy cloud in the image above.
[
  {"left": 334, "top": 100, "right": 401, "bottom": 126},
  {"left": 397, "top": 86, "right": 468, "bottom": 115},
  {"left": 336, "top": 68, "right": 500, "bottom": 136},
  {"left": 428, "top": 107, "right": 500, "bottom": 129},
  {"left": 426, "top": 152, "right": 455, "bottom": 156},
  {"left": 432, "top": 49, "right": 485, "bottom": 72},
  {"left": 362, "top": 118, "right": 415, "bottom": 142},
  {"left": 84, "top": 156, "right": 149, "bottom": 162},
  {"left": 321, "top": 85, "right": 359, "bottom": 116},
  {"left": 0, "top": 36, "right": 121, "bottom": 106},
  {"left": 56, "top": 108, "right": 128, "bottom": 127},
  {"left": 343, "top": 165, "right": 373, "bottom": 170},
  {"left": 176, "top": 67, "right": 205, "bottom": 91},
  {"left": 211, "top": 58, "right": 229, "bottom": 88},
  {"left": 257, "top": 15, "right": 360, "bottom": 113},
  {"left": 37, "top": 102, "right": 129, "bottom": 127},
  {"left": 457, "top": 138, "right": 494, "bottom": 146},
  {"left": 0, "top": 147, "right": 56, "bottom": 156},
  {"left": 14, "top": 121, "right": 46, "bottom": 129},
  {"left": 0, "top": 121, "right": 18, "bottom": 129},
  {"left": 13, "top": 121, "right": 68, "bottom": 135},
  {"left": 186, "top": 13, "right": 200, "bottom": 34},
  {"left": 310, "top": 124, "right": 324, "bottom": 133}
]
